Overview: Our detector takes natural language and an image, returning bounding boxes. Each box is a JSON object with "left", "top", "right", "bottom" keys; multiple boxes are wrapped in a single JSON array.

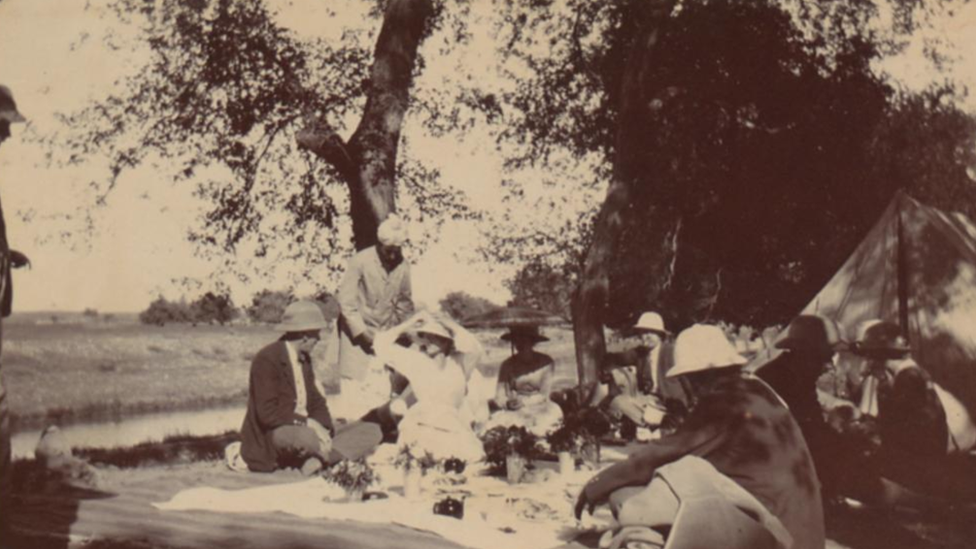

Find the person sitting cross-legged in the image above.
[
  {"left": 483, "top": 325, "right": 563, "bottom": 437},
  {"left": 238, "top": 300, "right": 381, "bottom": 475},
  {"left": 575, "top": 324, "right": 825, "bottom": 549},
  {"left": 373, "top": 311, "right": 488, "bottom": 463}
]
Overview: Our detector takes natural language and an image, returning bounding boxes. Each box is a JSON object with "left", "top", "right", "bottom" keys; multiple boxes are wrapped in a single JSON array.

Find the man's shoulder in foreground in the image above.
[{"left": 252, "top": 340, "right": 286, "bottom": 366}]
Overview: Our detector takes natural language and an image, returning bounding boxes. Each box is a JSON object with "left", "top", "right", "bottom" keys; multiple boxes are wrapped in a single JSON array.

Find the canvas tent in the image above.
[{"left": 801, "top": 191, "right": 976, "bottom": 452}]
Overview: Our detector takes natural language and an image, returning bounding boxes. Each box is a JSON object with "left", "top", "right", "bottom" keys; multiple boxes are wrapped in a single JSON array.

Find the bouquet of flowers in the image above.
[
  {"left": 323, "top": 458, "right": 379, "bottom": 500},
  {"left": 481, "top": 425, "right": 542, "bottom": 475},
  {"left": 393, "top": 446, "right": 438, "bottom": 474}
]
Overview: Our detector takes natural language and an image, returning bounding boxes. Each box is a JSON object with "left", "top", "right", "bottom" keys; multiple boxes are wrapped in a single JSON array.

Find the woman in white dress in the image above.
[{"left": 373, "top": 311, "right": 487, "bottom": 463}]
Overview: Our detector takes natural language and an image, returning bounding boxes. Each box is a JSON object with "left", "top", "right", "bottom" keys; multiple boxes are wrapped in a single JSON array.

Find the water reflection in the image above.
[{"left": 11, "top": 405, "right": 246, "bottom": 460}]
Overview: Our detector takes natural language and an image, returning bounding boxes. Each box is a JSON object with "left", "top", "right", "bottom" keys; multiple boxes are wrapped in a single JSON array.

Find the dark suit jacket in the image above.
[
  {"left": 606, "top": 342, "right": 690, "bottom": 406},
  {"left": 582, "top": 374, "right": 825, "bottom": 549},
  {"left": 240, "top": 340, "right": 335, "bottom": 472}
]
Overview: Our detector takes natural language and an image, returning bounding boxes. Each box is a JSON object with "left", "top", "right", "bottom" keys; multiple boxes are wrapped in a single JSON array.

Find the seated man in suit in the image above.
[
  {"left": 599, "top": 312, "right": 687, "bottom": 439},
  {"left": 238, "top": 301, "right": 380, "bottom": 475}
]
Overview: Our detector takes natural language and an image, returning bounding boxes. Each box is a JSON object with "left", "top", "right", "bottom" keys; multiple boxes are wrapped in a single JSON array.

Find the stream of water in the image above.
[{"left": 11, "top": 405, "right": 248, "bottom": 460}]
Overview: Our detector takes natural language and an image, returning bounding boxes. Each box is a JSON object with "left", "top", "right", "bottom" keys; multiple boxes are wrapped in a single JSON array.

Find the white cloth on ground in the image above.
[{"left": 154, "top": 476, "right": 573, "bottom": 549}]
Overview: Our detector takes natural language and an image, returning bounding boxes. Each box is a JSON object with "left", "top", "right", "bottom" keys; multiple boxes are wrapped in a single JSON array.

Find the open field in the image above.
[{"left": 1, "top": 314, "right": 579, "bottom": 430}]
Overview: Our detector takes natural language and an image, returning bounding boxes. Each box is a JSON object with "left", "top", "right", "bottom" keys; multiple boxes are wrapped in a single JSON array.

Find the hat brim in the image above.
[
  {"left": 850, "top": 343, "right": 910, "bottom": 358},
  {"left": 279, "top": 321, "right": 330, "bottom": 333},
  {"left": 415, "top": 328, "right": 454, "bottom": 341},
  {"left": 666, "top": 357, "right": 747, "bottom": 378},
  {"left": 500, "top": 333, "right": 548, "bottom": 343},
  {"left": 775, "top": 337, "right": 844, "bottom": 352},
  {"left": 624, "top": 326, "right": 670, "bottom": 337},
  {"left": 0, "top": 110, "right": 25, "bottom": 123}
]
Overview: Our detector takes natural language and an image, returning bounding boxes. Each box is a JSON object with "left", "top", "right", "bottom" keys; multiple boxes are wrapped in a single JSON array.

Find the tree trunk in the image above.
[
  {"left": 572, "top": 0, "right": 677, "bottom": 402},
  {"left": 297, "top": 0, "right": 434, "bottom": 250}
]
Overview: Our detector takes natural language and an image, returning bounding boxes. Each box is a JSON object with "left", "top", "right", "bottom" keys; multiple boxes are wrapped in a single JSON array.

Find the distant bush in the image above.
[
  {"left": 189, "top": 292, "right": 238, "bottom": 326},
  {"left": 506, "top": 261, "right": 573, "bottom": 320},
  {"left": 246, "top": 290, "right": 295, "bottom": 324},
  {"left": 439, "top": 291, "right": 501, "bottom": 322},
  {"left": 82, "top": 308, "right": 99, "bottom": 318},
  {"left": 140, "top": 296, "right": 192, "bottom": 326}
]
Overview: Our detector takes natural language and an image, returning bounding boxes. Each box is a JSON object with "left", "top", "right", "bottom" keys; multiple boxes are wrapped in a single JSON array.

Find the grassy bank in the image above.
[
  {"left": 2, "top": 320, "right": 284, "bottom": 429},
  {"left": 2, "top": 316, "right": 578, "bottom": 430}
]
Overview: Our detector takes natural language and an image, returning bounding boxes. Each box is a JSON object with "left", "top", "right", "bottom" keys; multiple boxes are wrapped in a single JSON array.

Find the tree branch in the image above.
[{"left": 296, "top": 116, "right": 357, "bottom": 181}]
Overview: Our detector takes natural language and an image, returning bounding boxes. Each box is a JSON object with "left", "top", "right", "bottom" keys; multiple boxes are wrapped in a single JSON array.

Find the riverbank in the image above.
[{"left": 3, "top": 319, "right": 577, "bottom": 431}]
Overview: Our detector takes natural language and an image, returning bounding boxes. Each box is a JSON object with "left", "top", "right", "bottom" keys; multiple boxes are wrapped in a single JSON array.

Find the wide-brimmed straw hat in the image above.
[
  {"left": 278, "top": 300, "right": 330, "bottom": 333},
  {"left": 416, "top": 320, "right": 455, "bottom": 343},
  {"left": 850, "top": 319, "right": 910, "bottom": 359},
  {"left": 626, "top": 312, "right": 670, "bottom": 336},
  {"left": 667, "top": 324, "right": 747, "bottom": 378},
  {"left": 500, "top": 325, "right": 549, "bottom": 343},
  {"left": 776, "top": 315, "right": 846, "bottom": 355}
]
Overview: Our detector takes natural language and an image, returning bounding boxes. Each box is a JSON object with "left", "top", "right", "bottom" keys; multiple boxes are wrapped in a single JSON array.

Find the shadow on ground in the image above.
[{"left": 825, "top": 501, "right": 975, "bottom": 549}]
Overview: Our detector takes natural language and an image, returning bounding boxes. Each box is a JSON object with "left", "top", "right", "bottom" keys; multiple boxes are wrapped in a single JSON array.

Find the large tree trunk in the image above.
[
  {"left": 572, "top": 0, "right": 677, "bottom": 402},
  {"left": 297, "top": 0, "right": 434, "bottom": 250}
]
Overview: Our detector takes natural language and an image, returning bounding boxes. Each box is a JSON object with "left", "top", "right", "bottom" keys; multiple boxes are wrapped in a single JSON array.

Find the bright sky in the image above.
[{"left": 0, "top": 0, "right": 974, "bottom": 313}]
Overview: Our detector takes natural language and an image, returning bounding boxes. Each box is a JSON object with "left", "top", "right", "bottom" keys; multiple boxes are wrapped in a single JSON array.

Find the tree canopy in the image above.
[
  {"left": 46, "top": 0, "right": 976, "bottom": 390},
  {"left": 483, "top": 0, "right": 975, "bottom": 330}
]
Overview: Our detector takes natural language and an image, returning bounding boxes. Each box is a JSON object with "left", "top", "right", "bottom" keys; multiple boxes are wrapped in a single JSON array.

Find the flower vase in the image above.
[
  {"left": 558, "top": 451, "right": 575, "bottom": 475},
  {"left": 404, "top": 468, "right": 423, "bottom": 499},
  {"left": 581, "top": 441, "right": 600, "bottom": 467},
  {"left": 506, "top": 453, "right": 526, "bottom": 484}
]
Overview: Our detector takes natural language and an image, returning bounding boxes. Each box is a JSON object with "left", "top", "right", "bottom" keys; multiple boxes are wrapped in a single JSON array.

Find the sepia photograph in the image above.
[{"left": 1, "top": 0, "right": 976, "bottom": 548}]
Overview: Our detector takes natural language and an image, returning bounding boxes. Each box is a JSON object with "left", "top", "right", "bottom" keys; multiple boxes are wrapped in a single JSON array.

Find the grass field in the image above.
[{"left": 1, "top": 313, "right": 579, "bottom": 430}]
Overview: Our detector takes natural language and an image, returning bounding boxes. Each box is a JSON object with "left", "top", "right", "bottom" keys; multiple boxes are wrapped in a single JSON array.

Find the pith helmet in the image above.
[
  {"left": 278, "top": 300, "right": 330, "bottom": 333},
  {"left": 633, "top": 312, "right": 670, "bottom": 335},
  {"left": 668, "top": 324, "right": 747, "bottom": 378}
]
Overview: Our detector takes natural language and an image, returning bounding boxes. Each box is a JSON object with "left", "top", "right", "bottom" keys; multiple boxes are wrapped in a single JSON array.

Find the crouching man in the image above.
[
  {"left": 576, "top": 324, "right": 824, "bottom": 549},
  {"left": 239, "top": 301, "right": 351, "bottom": 475}
]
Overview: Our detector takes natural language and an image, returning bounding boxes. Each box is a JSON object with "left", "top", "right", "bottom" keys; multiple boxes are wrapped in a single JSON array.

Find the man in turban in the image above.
[{"left": 330, "top": 215, "right": 415, "bottom": 425}]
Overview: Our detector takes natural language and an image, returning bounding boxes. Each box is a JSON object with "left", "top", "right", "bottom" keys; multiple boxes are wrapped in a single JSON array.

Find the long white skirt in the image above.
[{"left": 397, "top": 402, "right": 485, "bottom": 463}]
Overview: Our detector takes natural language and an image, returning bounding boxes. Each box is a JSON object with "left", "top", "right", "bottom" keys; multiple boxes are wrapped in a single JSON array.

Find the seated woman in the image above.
[
  {"left": 484, "top": 326, "right": 563, "bottom": 436},
  {"left": 373, "top": 311, "right": 487, "bottom": 463}
]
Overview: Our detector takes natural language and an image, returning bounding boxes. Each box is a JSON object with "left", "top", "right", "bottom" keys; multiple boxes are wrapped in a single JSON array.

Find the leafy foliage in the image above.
[
  {"left": 245, "top": 289, "right": 294, "bottom": 324},
  {"left": 139, "top": 295, "right": 192, "bottom": 326},
  {"left": 480, "top": 425, "right": 543, "bottom": 473},
  {"left": 322, "top": 457, "right": 379, "bottom": 493},
  {"left": 487, "top": 0, "right": 976, "bottom": 330},
  {"left": 188, "top": 292, "right": 239, "bottom": 325},
  {"left": 139, "top": 292, "right": 238, "bottom": 325},
  {"left": 53, "top": 0, "right": 475, "bottom": 287},
  {"left": 438, "top": 291, "right": 500, "bottom": 322},
  {"left": 505, "top": 260, "right": 575, "bottom": 320},
  {"left": 393, "top": 446, "right": 438, "bottom": 473}
]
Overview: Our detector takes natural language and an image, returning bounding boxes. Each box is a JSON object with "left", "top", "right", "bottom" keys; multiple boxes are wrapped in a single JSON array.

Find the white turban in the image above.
[{"left": 377, "top": 214, "right": 408, "bottom": 246}]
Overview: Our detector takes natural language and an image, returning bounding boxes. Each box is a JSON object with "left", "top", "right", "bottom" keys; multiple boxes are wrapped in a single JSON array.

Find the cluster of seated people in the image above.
[{"left": 225, "top": 212, "right": 976, "bottom": 549}]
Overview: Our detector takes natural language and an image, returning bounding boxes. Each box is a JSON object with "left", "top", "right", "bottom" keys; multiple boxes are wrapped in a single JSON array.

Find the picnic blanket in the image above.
[{"left": 154, "top": 446, "right": 615, "bottom": 549}]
